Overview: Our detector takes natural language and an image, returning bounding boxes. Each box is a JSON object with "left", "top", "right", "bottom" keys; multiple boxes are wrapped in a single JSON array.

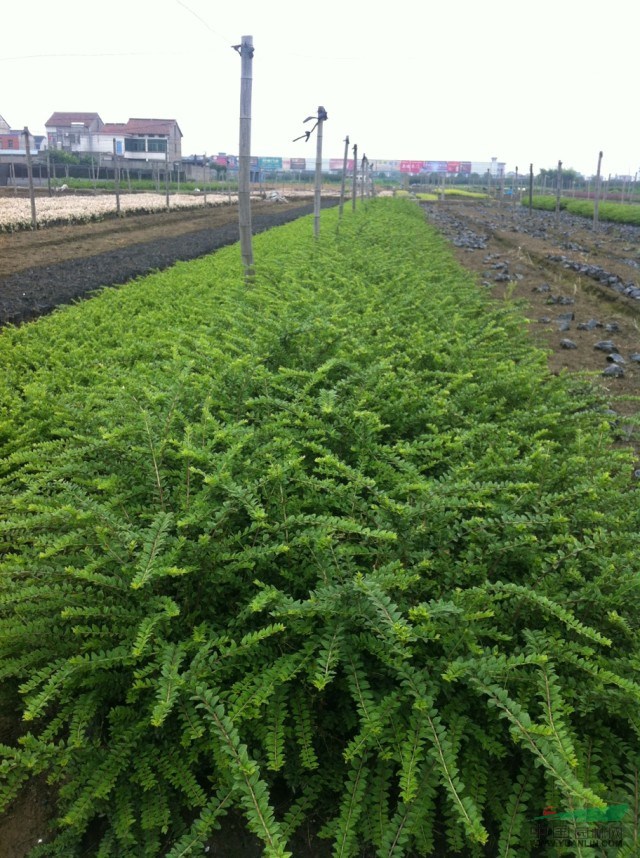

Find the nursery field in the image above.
[
  {"left": 424, "top": 198, "right": 640, "bottom": 454},
  {"left": 1, "top": 198, "right": 640, "bottom": 857},
  {"left": 0, "top": 194, "right": 333, "bottom": 327}
]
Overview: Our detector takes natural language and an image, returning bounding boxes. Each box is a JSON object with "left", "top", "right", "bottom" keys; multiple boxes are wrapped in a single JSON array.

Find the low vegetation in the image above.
[
  {"left": 0, "top": 193, "right": 236, "bottom": 232},
  {"left": 48, "top": 178, "right": 235, "bottom": 194},
  {"left": 525, "top": 195, "right": 640, "bottom": 226},
  {"left": 1, "top": 199, "right": 639, "bottom": 856}
]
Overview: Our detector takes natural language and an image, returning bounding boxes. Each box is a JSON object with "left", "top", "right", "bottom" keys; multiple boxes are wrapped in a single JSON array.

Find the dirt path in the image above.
[{"left": 423, "top": 199, "right": 640, "bottom": 456}]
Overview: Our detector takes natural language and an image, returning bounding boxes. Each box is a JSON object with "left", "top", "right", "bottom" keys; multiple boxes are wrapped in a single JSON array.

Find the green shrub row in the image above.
[
  {"left": 525, "top": 194, "right": 640, "bottom": 226},
  {"left": 49, "top": 178, "right": 237, "bottom": 193},
  {"left": 1, "top": 199, "right": 639, "bottom": 856}
]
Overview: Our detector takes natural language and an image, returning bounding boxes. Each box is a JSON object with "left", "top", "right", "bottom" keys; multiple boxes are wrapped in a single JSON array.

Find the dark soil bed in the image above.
[{"left": 0, "top": 197, "right": 337, "bottom": 327}]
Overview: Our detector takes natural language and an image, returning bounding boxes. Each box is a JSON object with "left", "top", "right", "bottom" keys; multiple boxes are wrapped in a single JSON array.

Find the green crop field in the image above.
[
  {"left": 1, "top": 199, "right": 639, "bottom": 856},
  {"left": 525, "top": 194, "right": 640, "bottom": 226}
]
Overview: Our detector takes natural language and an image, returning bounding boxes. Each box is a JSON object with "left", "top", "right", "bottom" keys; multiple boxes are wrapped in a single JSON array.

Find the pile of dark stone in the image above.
[
  {"left": 547, "top": 254, "right": 640, "bottom": 300},
  {"left": 552, "top": 319, "right": 640, "bottom": 378},
  {"left": 423, "top": 207, "right": 488, "bottom": 250}
]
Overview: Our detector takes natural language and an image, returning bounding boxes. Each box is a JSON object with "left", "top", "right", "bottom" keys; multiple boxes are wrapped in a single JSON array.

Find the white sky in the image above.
[{"left": 2, "top": 0, "right": 638, "bottom": 178}]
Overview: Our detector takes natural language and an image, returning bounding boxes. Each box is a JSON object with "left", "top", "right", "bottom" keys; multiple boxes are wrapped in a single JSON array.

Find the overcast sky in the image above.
[{"left": 2, "top": 0, "right": 638, "bottom": 177}]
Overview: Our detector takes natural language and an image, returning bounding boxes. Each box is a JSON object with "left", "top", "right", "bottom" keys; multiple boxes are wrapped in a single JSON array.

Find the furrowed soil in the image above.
[
  {"left": 422, "top": 197, "right": 640, "bottom": 460},
  {"left": 0, "top": 195, "right": 338, "bottom": 326},
  {"left": 1, "top": 193, "right": 640, "bottom": 855}
]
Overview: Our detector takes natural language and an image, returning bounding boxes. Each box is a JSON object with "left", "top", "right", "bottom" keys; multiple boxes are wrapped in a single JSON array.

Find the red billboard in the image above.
[
  {"left": 329, "top": 158, "right": 354, "bottom": 171},
  {"left": 400, "top": 160, "right": 425, "bottom": 174}
]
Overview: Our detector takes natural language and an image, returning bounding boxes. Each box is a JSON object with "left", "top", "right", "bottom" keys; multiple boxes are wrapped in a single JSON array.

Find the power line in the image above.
[
  {"left": 0, "top": 51, "right": 189, "bottom": 61},
  {"left": 174, "top": 0, "right": 231, "bottom": 44}
]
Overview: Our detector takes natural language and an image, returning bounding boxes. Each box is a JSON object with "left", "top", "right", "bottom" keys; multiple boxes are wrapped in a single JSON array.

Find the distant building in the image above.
[
  {"left": 45, "top": 112, "right": 182, "bottom": 162},
  {"left": 44, "top": 112, "right": 104, "bottom": 152},
  {"left": 0, "top": 116, "right": 38, "bottom": 155},
  {"left": 101, "top": 118, "right": 183, "bottom": 163}
]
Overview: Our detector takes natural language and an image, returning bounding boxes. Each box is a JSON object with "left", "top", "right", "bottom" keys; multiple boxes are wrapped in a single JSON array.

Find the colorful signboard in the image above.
[
  {"left": 194, "top": 153, "right": 493, "bottom": 177},
  {"left": 372, "top": 160, "right": 401, "bottom": 173},
  {"left": 423, "top": 161, "right": 447, "bottom": 173},
  {"left": 258, "top": 157, "right": 283, "bottom": 171},
  {"left": 400, "top": 160, "right": 425, "bottom": 174}
]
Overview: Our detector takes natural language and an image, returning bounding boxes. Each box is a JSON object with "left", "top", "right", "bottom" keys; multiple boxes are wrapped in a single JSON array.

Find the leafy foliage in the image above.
[
  {"left": 524, "top": 194, "right": 640, "bottom": 225},
  {"left": 1, "top": 199, "right": 640, "bottom": 855}
]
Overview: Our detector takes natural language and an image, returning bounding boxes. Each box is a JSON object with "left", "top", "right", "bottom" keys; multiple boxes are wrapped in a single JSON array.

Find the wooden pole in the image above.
[
  {"left": 351, "top": 143, "right": 357, "bottom": 211},
  {"left": 236, "top": 35, "right": 254, "bottom": 279},
  {"left": 528, "top": 163, "right": 533, "bottom": 212},
  {"left": 338, "top": 134, "right": 349, "bottom": 218},
  {"left": 593, "top": 150, "right": 603, "bottom": 231},
  {"left": 555, "top": 159, "right": 562, "bottom": 225},
  {"left": 360, "top": 154, "right": 366, "bottom": 202},
  {"left": 165, "top": 147, "right": 170, "bottom": 209},
  {"left": 113, "top": 139, "right": 121, "bottom": 215},
  {"left": 46, "top": 150, "right": 52, "bottom": 196},
  {"left": 23, "top": 127, "right": 37, "bottom": 229},
  {"left": 203, "top": 156, "right": 207, "bottom": 204},
  {"left": 313, "top": 106, "right": 327, "bottom": 239}
]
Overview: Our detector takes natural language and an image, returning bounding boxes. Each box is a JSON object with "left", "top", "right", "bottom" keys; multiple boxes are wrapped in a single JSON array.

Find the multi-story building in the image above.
[
  {"left": 44, "top": 112, "right": 182, "bottom": 163},
  {"left": 0, "top": 116, "right": 38, "bottom": 155}
]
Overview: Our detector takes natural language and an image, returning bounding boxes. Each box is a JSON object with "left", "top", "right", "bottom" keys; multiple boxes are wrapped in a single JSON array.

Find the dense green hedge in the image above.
[
  {"left": 1, "top": 199, "right": 639, "bottom": 856},
  {"left": 525, "top": 194, "right": 640, "bottom": 226},
  {"left": 48, "top": 178, "right": 236, "bottom": 193}
]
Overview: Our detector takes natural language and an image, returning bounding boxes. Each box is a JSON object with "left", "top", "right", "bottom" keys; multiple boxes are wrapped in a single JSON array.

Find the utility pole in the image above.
[
  {"left": 339, "top": 134, "right": 349, "bottom": 218},
  {"left": 165, "top": 147, "right": 170, "bottom": 209},
  {"left": 593, "top": 150, "right": 603, "bottom": 231},
  {"left": 293, "top": 106, "right": 328, "bottom": 238},
  {"left": 113, "top": 138, "right": 121, "bottom": 215},
  {"left": 528, "top": 163, "right": 533, "bottom": 213},
  {"left": 23, "top": 127, "right": 37, "bottom": 229},
  {"left": 555, "top": 160, "right": 562, "bottom": 226},
  {"left": 313, "top": 107, "right": 327, "bottom": 238},
  {"left": 234, "top": 35, "right": 254, "bottom": 280},
  {"left": 352, "top": 143, "right": 357, "bottom": 211}
]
